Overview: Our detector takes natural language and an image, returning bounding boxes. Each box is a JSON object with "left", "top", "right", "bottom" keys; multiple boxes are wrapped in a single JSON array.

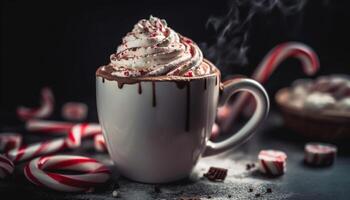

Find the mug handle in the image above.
[{"left": 203, "top": 78, "right": 270, "bottom": 157}]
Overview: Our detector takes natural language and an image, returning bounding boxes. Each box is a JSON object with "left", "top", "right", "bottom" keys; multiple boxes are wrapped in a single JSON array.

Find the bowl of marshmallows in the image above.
[{"left": 276, "top": 74, "right": 350, "bottom": 140}]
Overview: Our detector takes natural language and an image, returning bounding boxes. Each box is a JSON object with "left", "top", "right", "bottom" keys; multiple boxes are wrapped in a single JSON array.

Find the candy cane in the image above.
[
  {"left": 7, "top": 123, "right": 102, "bottom": 163},
  {"left": 221, "top": 42, "right": 320, "bottom": 132},
  {"left": 66, "top": 123, "right": 102, "bottom": 149},
  {"left": 24, "top": 155, "right": 110, "bottom": 192},
  {"left": 0, "top": 133, "right": 22, "bottom": 153},
  {"left": 17, "top": 87, "right": 54, "bottom": 120},
  {"left": 6, "top": 138, "right": 67, "bottom": 163},
  {"left": 0, "top": 155, "right": 14, "bottom": 179},
  {"left": 26, "top": 120, "right": 74, "bottom": 134},
  {"left": 94, "top": 134, "right": 107, "bottom": 152}
]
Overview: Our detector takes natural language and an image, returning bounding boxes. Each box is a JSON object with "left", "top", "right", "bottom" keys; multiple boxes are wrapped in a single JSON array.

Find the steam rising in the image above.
[{"left": 200, "top": 0, "right": 307, "bottom": 72}]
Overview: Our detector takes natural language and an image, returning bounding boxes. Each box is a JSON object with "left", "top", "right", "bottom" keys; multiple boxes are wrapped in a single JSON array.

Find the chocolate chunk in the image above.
[
  {"left": 203, "top": 167, "right": 228, "bottom": 182},
  {"left": 228, "top": 194, "right": 232, "bottom": 198},
  {"left": 246, "top": 164, "right": 251, "bottom": 170},
  {"left": 266, "top": 188, "right": 272, "bottom": 193},
  {"left": 249, "top": 188, "right": 253, "bottom": 192},
  {"left": 255, "top": 193, "right": 261, "bottom": 197}
]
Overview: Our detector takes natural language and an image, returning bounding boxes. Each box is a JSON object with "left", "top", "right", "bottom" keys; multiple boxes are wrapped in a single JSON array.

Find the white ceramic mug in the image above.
[{"left": 96, "top": 59, "right": 269, "bottom": 183}]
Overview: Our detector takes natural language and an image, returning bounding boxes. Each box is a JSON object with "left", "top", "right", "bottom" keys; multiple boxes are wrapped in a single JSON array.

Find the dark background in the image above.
[
  {"left": 1, "top": 1, "right": 350, "bottom": 199},
  {"left": 1, "top": 0, "right": 350, "bottom": 119}
]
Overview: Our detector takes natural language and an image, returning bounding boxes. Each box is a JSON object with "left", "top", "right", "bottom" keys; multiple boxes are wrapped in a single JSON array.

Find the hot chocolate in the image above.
[{"left": 95, "top": 16, "right": 269, "bottom": 183}]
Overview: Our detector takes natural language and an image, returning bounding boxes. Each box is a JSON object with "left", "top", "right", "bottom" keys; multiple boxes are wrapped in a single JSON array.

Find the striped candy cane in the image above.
[
  {"left": 26, "top": 120, "right": 74, "bottom": 134},
  {"left": 0, "top": 133, "right": 22, "bottom": 153},
  {"left": 7, "top": 123, "right": 102, "bottom": 163},
  {"left": 24, "top": 155, "right": 110, "bottom": 192},
  {"left": 94, "top": 134, "right": 107, "bottom": 152},
  {"left": 221, "top": 42, "right": 320, "bottom": 132},
  {"left": 0, "top": 155, "right": 14, "bottom": 179},
  {"left": 17, "top": 87, "right": 54, "bottom": 120},
  {"left": 6, "top": 138, "right": 67, "bottom": 163},
  {"left": 66, "top": 123, "right": 102, "bottom": 149}
]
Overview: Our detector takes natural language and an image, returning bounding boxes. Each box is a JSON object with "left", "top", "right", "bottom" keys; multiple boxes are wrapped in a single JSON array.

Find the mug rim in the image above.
[{"left": 96, "top": 59, "right": 220, "bottom": 83}]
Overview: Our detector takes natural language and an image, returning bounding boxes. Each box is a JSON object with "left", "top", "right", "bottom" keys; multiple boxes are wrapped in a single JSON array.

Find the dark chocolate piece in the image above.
[{"left": 203, "top": 167, "right": 228, "bottom": 182}]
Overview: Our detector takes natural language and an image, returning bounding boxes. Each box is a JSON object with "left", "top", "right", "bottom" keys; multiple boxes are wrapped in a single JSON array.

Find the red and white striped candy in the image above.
[
  {"left": 66, "top": 123, "right": 102, "bottom": 149},
  {"left": 94, "top": 134, "right": 107, "bottom": 152},
  {"left": 17, "top": 87, "right": 54, "bottom": 121},
  {"left": 24, "top": 155, "right": 110, "bottom": 192},
  {"left": 6, "top": 138, "right": 67, "bottom": 163},
  {"left": 0, "top": 154, "right": 14, "bottom": 179},
  {"left": 258, "top": 150, "right": 287, "bottom": 176},
  {"left": 221, "top": 42, "right": 319, "bottom": 132},
  {"left": 62, "top": 102, "right": 88, "bottom": 121},
  {"left": 0, "top": 133, "right": 22, "bottom": 153},
  {"left": 304, "top": 143, "right": 337, "bottom": 166},
  {"left": 26, "top": 120, "right": 74, "bottom": 134}
]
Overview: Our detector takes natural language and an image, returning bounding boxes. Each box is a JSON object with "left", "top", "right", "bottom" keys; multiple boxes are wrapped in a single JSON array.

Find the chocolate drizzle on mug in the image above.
[
  {"left": 96, "top": 60, "right": 221, "bottom": 132},
  {"left": 138, "top": 82, "right": 142, "bottom": 94},
  {"left": 152, "top": 82, "right": 156, "bottom": 107},
  {"left": 174, "top": 81, "right": 188, "bottom": 89},
  {"left": 118, "top": 82, "right": 124, "bottom": 89},
  {"left": 102, "top": 78, "right": 105, "bottom": 83},
  {"left": 185, "top": 83, "right": 191, "bottom": 132}
]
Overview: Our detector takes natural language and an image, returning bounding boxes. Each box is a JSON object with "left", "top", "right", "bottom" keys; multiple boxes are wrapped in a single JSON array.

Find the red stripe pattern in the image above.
[
  {"left": 66, "top": 123, "right": 102, "bottom": 149},
  {"left": 24, "top": 155, "right": 110, "bottom": 192},
  {"left": 6, "top": 138, "right": 67, "bottom": 163},
  {"left": 17, "top": 87, "right": 54, "bottom": 121},
  {"left": 7, "top": 123, "right": 102, "bottom": 163},
  {"left": 258, "top": 150, "right": 287, "bottom": 176},
  {"left": 304, "top": 143, "right": 337, "bottom": 166}
]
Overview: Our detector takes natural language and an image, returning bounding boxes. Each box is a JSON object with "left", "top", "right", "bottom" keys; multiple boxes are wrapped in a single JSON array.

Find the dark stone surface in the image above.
[{"left": 1, "top": 111, "right": 350, "bottom": 200}]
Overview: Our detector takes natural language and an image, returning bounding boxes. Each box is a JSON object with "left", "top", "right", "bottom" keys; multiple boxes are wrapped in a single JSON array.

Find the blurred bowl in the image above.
[{"left": 275, "top": 88, "right": 350, "bottom": 141}]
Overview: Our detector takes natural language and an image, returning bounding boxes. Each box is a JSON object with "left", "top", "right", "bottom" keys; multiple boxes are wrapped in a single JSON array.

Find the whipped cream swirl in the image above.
[{"left": 108, "top": 16, "right": 211, "bottom": 77}]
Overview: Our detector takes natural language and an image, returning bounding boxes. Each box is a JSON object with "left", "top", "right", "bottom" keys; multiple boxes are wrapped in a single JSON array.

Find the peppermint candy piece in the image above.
[
  {"left": 62, "top": 102, "right": 88, "bottom": 121},
  {"left": 258, "top": 150, "right": 287, "bottom": 176},
  {"left": 304, "top": 143, "right": 337, "bottom": 166},
  {"left": 24, "top": 155, "right": 110, "bottom": 192}
]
